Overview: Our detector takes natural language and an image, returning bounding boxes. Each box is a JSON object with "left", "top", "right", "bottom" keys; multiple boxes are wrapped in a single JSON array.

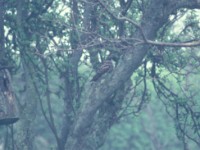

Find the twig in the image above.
[{"left": 97, "top": 0, "right": 147, "bottom": 42}]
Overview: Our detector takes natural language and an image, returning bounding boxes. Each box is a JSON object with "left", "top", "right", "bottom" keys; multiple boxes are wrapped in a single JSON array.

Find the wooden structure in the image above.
[{"left": 0, "top": 69, "right": 19, "bottom": 125}]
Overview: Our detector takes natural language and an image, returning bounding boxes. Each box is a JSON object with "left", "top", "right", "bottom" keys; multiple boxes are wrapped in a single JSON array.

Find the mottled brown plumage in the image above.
[{"left": 91, "top": 60, "right": 113, "bottom": 81}]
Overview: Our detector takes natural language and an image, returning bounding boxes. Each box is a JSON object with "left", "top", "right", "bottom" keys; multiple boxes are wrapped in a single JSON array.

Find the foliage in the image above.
[{"left": 0, "top": 0, "right": 200, "bottom": 150}]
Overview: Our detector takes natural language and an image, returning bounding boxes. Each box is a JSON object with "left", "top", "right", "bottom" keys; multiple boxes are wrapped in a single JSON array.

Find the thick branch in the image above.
[
  {"left": 146, "top": 40, "right": 200, "bottom": 47},
  {"left": 70, "top": 1, "right": 200, "bottom": 149}
]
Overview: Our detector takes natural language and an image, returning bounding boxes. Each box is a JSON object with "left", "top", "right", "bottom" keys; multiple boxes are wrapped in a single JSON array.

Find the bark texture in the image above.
[{"left": 67, "top": 0, "right": 200, "bottom": 149}]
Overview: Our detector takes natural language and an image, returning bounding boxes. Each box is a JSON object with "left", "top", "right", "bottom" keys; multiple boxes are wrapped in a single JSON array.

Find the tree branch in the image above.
[
  {"left": 97, "top": 0, "right": 147, "bottom": 42},
  {"left": 146, "top": 39, "right": 200, "bottom": 47}
]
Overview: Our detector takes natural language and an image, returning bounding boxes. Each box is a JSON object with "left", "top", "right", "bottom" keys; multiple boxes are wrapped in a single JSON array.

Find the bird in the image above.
[{"left": 91, "top": 60, "right": 113, "bottom": 81}]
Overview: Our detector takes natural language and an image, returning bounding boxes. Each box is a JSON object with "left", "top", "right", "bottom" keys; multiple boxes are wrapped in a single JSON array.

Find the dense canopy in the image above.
[{"left": 0, "top": 0, "right": 200, "bottom": 150}]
